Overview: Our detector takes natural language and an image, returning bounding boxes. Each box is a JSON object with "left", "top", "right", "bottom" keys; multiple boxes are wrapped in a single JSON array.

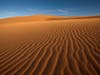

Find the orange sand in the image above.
[{"left": 0, "top": 15, "right": 100, "bottom": 75}]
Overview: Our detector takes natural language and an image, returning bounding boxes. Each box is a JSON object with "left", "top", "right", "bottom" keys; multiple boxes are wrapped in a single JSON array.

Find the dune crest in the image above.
[
  {"left": 0, "top": 14, "right": 66, "bottom": 24},
  {"left": 0, "top": 14, "right": 100, "bottom": 24}
]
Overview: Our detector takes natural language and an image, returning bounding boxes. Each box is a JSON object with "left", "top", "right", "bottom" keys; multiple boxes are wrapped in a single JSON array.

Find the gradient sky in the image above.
[{"left": 0, "top": 0, "right": 100, "bottom": 18}]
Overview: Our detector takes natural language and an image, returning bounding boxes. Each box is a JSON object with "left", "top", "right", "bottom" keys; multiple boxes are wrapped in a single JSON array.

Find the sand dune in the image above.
[
  {"left": 0, "top": 15, "right": 100, "bottom": 75},
  {"left": 0, "top": 14, "right": 66, "bottom": 24},
  {"left": 0, "top": 14, "right": 99, "bottom": 24}
]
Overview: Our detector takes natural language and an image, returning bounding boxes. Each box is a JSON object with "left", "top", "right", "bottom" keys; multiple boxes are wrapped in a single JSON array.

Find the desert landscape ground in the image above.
[{"left": 0, "top": 15, "right": 100, "bottom": 75}]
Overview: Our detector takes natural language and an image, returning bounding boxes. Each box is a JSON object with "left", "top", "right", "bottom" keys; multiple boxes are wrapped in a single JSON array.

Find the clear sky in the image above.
[{"left": 0, "top": 0, "right": 100, "bottom": 18}]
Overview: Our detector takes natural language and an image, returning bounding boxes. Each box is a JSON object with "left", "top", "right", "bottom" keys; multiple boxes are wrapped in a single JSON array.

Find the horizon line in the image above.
[{"left": 0, "top": 14, "right": 100, "bottom": 19}]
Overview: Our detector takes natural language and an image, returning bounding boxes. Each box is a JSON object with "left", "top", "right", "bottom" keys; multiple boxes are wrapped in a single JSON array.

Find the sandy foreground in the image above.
[{"left": 0, "top": 15, "right": 100, "bottom": 75}]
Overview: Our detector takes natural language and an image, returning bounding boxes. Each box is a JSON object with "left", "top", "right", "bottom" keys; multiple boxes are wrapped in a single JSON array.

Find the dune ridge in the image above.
[
  {"left": 0, "top": 15, "right": 100, "bottom": 75},
  {"left": 0, "top": 14, "right": 100, "bottom": 24}
]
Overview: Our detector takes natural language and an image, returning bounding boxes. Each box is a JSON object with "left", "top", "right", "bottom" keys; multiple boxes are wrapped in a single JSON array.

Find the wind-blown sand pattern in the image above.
[{"left": 0, "top": 15, "right": 100, "bottom": 75}]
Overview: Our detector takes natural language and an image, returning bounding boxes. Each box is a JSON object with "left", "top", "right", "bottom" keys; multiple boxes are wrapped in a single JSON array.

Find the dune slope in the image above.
[{"left": 0, "top": 16, "right": 100, "bottom": 75}]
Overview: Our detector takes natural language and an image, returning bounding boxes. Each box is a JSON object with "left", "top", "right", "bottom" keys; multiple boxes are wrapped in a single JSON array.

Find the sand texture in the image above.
[{"left": 0, "top": 15, "right": 100, "bottom": 75}]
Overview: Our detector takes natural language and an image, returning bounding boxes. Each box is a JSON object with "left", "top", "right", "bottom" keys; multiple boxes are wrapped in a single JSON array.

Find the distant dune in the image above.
[
  {"left": 0, "top": 14, "right": 100, "bottom": 24},
  {"left": 0, "top": 14, "right": 66, "bottom": 24},
  {"left": 0, "top": 15, "right": 100, "bottom": 75}
]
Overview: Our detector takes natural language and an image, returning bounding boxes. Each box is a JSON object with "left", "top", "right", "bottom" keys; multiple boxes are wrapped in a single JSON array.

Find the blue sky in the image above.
[{"left": 0, "top": 0, "right": 100, "bottom": 18}]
